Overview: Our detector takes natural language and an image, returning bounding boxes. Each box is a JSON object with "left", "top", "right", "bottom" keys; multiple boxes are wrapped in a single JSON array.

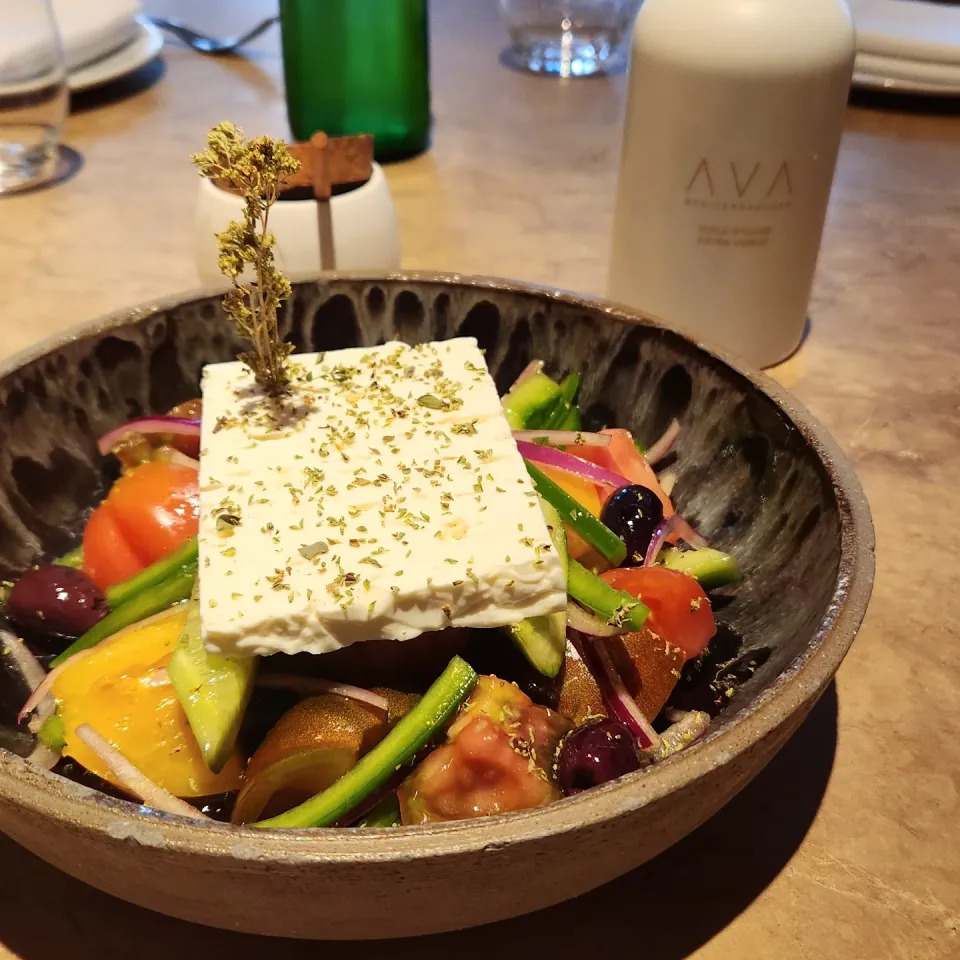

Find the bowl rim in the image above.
[{"left": 0, "top": 271, "right": 875, "bottom": 862}]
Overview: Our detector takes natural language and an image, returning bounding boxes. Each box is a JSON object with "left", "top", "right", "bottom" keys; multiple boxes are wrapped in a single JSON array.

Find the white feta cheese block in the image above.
[{"left": 198, "top": 338, "right": 567, "bottom": 657}]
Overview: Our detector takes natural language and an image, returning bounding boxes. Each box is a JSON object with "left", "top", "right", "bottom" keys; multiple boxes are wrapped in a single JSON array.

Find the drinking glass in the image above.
[
  {"left": 499, "top": 0, "right": 642, "bottom": 77},
  {"left": 0, "top": 0, "right": 68, "bottom": 194}
]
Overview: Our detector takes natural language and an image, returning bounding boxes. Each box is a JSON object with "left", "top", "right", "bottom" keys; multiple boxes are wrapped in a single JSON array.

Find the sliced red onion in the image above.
[
  {"left": 507, "top": 359, "right": 544, "bottom": 393},
  {"left": 512, "top": 429, "right": 611, "bottom": 447},
  {"left": 644, "top": 514, "right": 709, "bottom": 567},
  {"left": 569, "top": 630, "right": 660, "bottom": 751},
  {"left": 18, "top": 658, "right": 70, "bottom": 725},
  {"left": 17, "top": 606, "right": 187, "bottom": 724},
  {"left": 27, "top": 739, "right": 61, "bottom": 771},
  {"left": 256, "top": 675, "right": 389, "bottom": 713},
  {"left": 566, "top": 602, "right": 627, "bottom": 638},
  {"left": 97, "top": 416, "right": 201, "bottom": 456},
  {"left": 2, "top": 629, "right": 49, "bottom": 715},
  {"left": 165, "top": 450, "right": 201, "bottom": 470},
  {"left": 75, "top": 723, "right": 208, "bottom": 819},
  {"left": 644, "top": 515, "right": 677, "bottom": 567},
  {"left": 670, "top": 514, "right": 709, "bottom": 549},
  {"left": 644, "top": 418, "right": 681, "bottom": 466},
  {"left": 1, "top": 629, "right": 61, "bottom": 770},
  {"left": 658, "top": 469, "right": 678, "bottom": 497},
  {"left": 516, "top": 441, "right": 629, "bottom": 489}
]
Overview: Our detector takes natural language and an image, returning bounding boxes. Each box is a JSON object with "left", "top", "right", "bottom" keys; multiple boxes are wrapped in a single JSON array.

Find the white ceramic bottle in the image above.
[{"left": 607, "top": 0, "right": 855, "bottom": 367}]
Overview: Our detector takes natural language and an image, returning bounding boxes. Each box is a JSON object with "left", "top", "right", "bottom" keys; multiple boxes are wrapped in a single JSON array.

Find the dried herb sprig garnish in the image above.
[{"left": 192, "top": 122, "right": 300, "bottom": 397}]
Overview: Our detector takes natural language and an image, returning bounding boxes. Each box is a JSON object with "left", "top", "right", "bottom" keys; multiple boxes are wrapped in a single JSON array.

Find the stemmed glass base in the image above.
[{"left": 0, "top": 129, "right": 60, "bottom": 194}]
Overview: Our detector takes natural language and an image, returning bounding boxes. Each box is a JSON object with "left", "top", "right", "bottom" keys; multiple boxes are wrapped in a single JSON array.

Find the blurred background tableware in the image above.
[
  {"left": 498, "top": 0, "right": 642, "bottom": 76},
  {"left": 279, "top": 0, "right": 430, "bottom": 161},
  {"left": 3, "top": 0, "right": 163, "bottom": 97},
  {"left": 849, "top": 0, "right": 960, "bottom": 95},
  {"left": 67, "top": 16, "right": 162, "bottom": 93},
  {"left": 51, "top": 0, "right": 141, "bottom": 71},
  {"left": 194, "top": 154, "right": 401, "bottom": 287},
  {"left": 0, "top": 0, "right": 68, "bottom": 194},
  {"left": 148, "top": 13, "right": 277, "bottom": 56}
]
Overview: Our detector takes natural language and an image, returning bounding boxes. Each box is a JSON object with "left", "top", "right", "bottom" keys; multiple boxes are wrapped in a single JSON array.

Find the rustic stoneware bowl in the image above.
[{"left": 0, "top": 274, "right": 874, "bottom": 939}]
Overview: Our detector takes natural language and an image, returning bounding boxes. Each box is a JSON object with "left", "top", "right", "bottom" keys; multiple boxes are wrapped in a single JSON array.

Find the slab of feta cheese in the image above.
[{"left": 198, "top": 338, "right": 566, "bottom": 657}]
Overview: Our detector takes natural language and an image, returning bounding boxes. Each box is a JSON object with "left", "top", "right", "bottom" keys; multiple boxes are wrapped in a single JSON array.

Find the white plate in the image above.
[
  {"left": 68, "top": 18, "right": 163, "bottom": 93},
  {"left": 854, "top": 51, "right": 960, "bottom": 95},
  {"left": 850, "top": 0, "right": 960, "bottom": 95}
]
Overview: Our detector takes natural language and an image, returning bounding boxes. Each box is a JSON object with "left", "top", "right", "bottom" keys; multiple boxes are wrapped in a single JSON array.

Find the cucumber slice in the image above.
[
  {"left": 559, "top": 372, "right": 581, "bottom": 403},
  {"left": 524, "top": 461, "right": 627, "bottom": 567},
  {"left": 168, "top": 588, "right": 256, "bottom": 773},
  {"left": 38, "top": 713, "right": 66, "bottom": 751},
  {"left": 253, "top": 656, "right": 478, "bottom": 829},
  {"left": 544, "top": 372, "right": 582, "bottom": 429},
  {"left": 560, "top": 406, "right": 581, "bottom": 430},
  {"left": 501, "top": 373, "right": 562, "bottom": 430},
  {"left": 53, "top": 546, "right": 84, "bottom": 569},
  {"left": 659, "top": 546, "right": 742, "bottom": 589},
  {"left": 508, "top": 499, "right": 568, "bottom": 678},
  {"left": 357, "top": 795, "right": 402, "bottom": 828},
  {"left": 567, "top": 559, "right": 649, "bottom": 632}
]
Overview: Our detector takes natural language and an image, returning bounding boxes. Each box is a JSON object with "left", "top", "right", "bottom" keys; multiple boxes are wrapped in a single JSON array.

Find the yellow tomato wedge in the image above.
[
  {"left": 232, "top": 694, "right": 387, "bottom": 824},
  {"left": 232, "top": 689, "right": 419, "bottom": 824},
  {"left": 538, "top": 464, "right": 603, "bottom": 561},
  {"left": 52, "top": 607, "right": 244, "bottom": 798}
]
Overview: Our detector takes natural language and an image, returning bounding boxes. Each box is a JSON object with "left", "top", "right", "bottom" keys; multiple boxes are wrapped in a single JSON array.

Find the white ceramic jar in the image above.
[
  {"left": 194, "top": 161, "right": 402, "bottom": 286},
  {"left": 608, "top": 0, "right": 855, "bottom": 367}
]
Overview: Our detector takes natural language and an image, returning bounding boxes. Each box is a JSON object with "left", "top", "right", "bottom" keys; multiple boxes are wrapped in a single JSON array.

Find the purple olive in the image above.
[
  {"left": 600, "top": 484, "right": 664, "bottom": 565},
  {"left": 5, "top": 565, "right": 107, "bottom": 638},
  {"left": 556, "top": 719, "right": 640, "bottom": 796}
]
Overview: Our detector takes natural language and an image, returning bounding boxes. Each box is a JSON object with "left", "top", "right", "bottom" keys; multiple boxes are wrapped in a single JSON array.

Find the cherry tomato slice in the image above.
[
  {"left": 83, "top": 503, "right": 148, "bottom": 591},
  {"left": 570, "top": 429, "right": 674, "bottom": 516},
  {"left": 601, "top": 566, "right": 716, "bottom": 661},
  {"left": 107, "top": 462, "right": 199, "bottom": 565}
]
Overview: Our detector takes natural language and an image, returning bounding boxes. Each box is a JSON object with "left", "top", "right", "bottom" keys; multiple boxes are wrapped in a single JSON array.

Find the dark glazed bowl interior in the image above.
[
  {"left": 0, "top": 274, "right": 873, "bottom": 939},
  {"left": 0, "top": 275, "right": 852, "bottom": 729}
]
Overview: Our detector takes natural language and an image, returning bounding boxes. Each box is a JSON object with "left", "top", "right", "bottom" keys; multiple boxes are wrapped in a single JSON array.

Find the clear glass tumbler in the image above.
[
  {"left": 499, "top": 0, "right": 642, "bottom": 77},
  {"left": 0, "top": 0, "right": 68, "bottom": 194}
]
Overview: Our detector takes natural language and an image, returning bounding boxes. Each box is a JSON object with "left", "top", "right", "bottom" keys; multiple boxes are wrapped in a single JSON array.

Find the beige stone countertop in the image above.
[{"left": 1, "top": 0, "right": 958, "bottom": 957}]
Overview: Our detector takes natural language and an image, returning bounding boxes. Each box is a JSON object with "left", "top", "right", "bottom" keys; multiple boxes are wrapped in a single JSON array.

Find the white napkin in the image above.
[{"left": 0, "top": 0, "right": 141, "bottom": 82}]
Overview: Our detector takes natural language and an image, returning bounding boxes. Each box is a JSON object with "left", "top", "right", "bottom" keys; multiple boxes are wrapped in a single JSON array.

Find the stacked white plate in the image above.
[
  {"left": 0, "top": 0, "right": 163, "bottom": 93},
  {"left": 851, "top": 0, "right": 960, "bottom": 95}
]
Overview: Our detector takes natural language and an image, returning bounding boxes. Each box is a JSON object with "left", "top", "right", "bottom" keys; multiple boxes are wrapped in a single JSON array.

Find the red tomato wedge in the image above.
[
  {"left": 569, "top": 429, "right": 674, "bottom": 516},
  {"left": 83, "top": 504, "right": 147, "bottom": 591},
  {"left": 83, "top": 461, "right": 199, "bottom": 590},
  {"left": 601, "top": 566, "right": 715, "bottom": 661},
  {"left": 107, "top": 462, "right": 199, "bottom": 565}
]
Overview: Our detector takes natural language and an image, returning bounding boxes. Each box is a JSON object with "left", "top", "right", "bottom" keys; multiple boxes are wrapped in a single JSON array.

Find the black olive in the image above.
[
  {"left": 5, "top": 565, "right": 108, "bottom": 638},
  {"left": 600, "top": 484, "right": 664, "bottom": 565},
  {"left": 556, "top": 719, "right": 640, "bottom": 796}
]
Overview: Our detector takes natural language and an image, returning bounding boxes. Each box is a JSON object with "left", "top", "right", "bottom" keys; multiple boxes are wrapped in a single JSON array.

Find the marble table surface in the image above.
[{"left": 0, "top": 1, "right": 958, "bottom": 957}]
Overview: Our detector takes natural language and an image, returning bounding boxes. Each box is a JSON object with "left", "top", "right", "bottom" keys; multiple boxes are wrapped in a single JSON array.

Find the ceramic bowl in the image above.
[{"left": 0, "top": 274, "right": 874, "bottom": 939}]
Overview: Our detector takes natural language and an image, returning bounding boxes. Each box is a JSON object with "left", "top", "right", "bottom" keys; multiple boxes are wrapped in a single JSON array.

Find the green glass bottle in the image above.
[{"left": 279, "top": 0, "right": 431, "bottom": 162}]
